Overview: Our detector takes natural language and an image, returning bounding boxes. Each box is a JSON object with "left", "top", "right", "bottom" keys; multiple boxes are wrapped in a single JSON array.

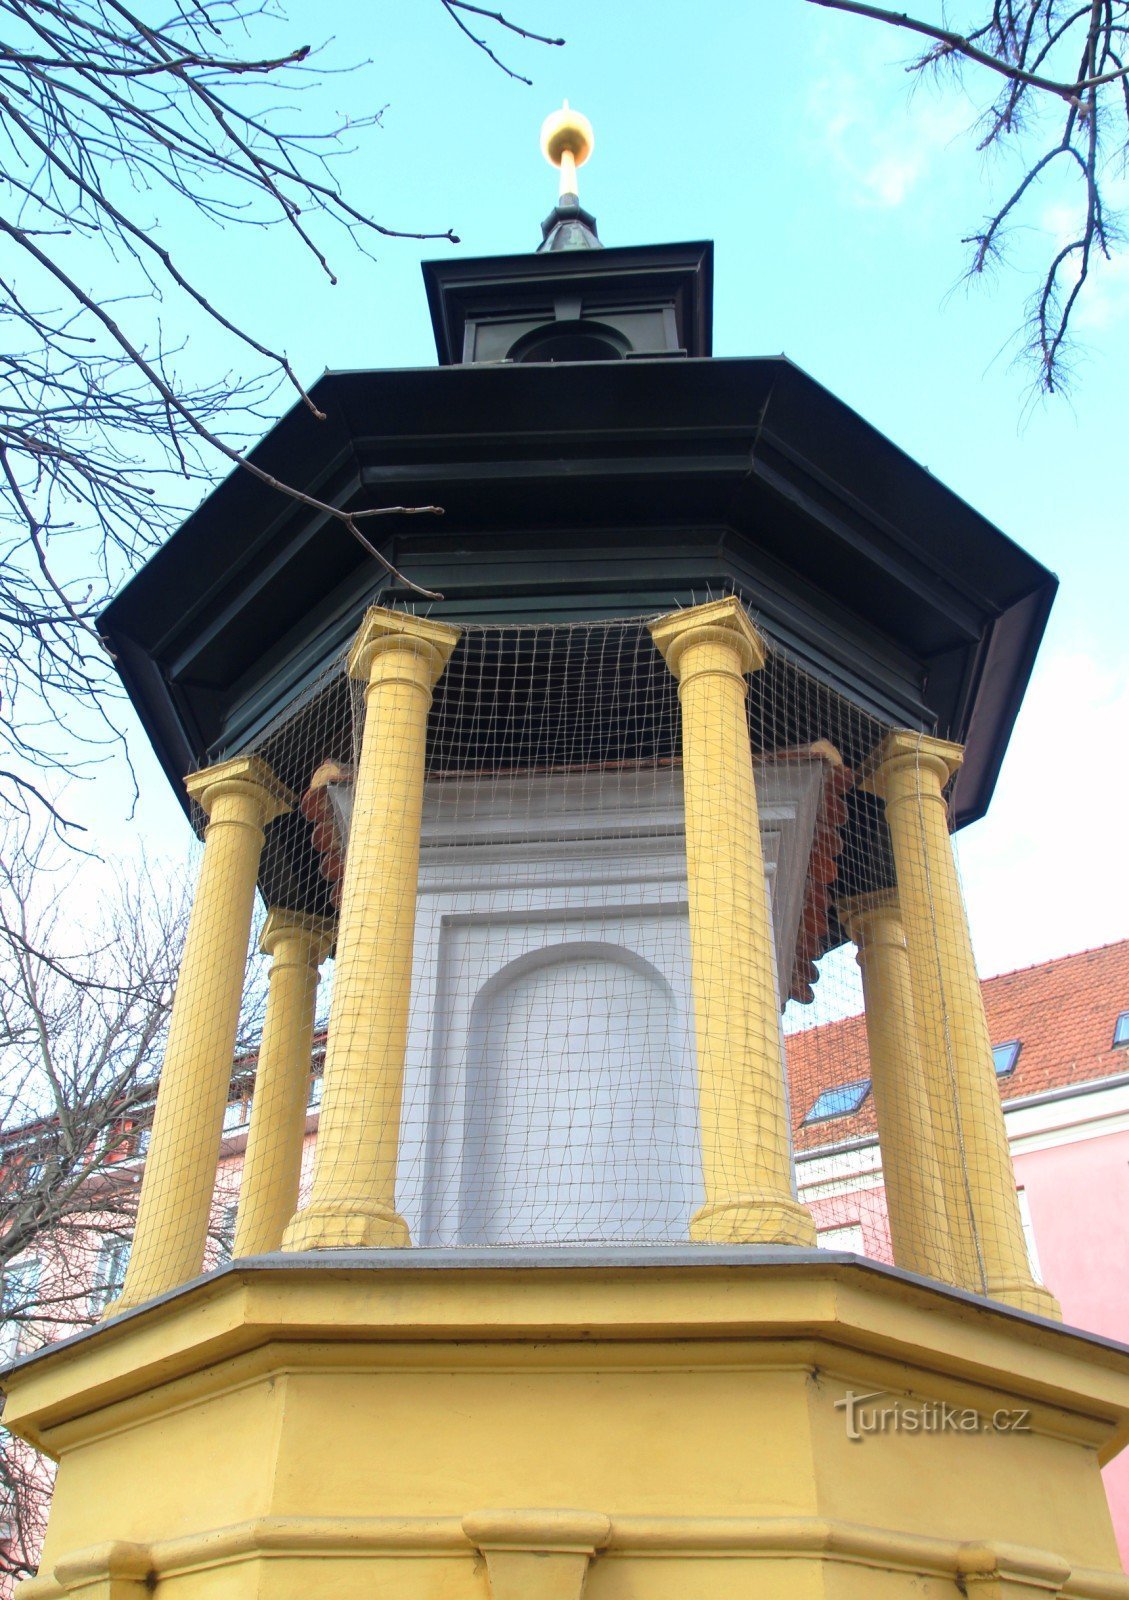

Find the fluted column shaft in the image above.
[
  {"left": 840, "top": 891, "right": 956, "bottom": 1283},
  {"left": 232, "top": 910, "right": 335, "bottom": 1259},
  {"left": 114, "top": 757, "right": 292, "bottom": 1313},
  {"left": 862, "top": 732, "right": 1059, "bottom": 1319},
  {"left": 284, "top": 608, "right": 460, "bottom": 1250},
  {"left": 650, "top": 598, "right": 814, "bottom": 1246}
]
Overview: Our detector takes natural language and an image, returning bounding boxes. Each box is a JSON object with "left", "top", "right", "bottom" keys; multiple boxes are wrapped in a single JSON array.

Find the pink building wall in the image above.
[
  {"left": 799, "top": 1114, "right": 1129, "bottom": 1571},
  {"left": 1015, "top": 1129, "right": 1129, "bottom": 1570}
]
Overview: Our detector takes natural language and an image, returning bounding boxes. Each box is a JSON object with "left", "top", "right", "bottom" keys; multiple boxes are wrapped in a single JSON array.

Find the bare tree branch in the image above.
[
  {"left": 437, "top": 0, "right": 564, "bottom": 85},
  {"left": 806, "top": 0, "right": 1127, "bottom": 98},
  {"left": 0, "top": 1, "right": 558, "bottom": 833},
  {"left": 805, "top": 0, "right": 1129, "bottom": 390},
  {"left": 0, "top": 818, "right": 272, "bottom": 1584}
]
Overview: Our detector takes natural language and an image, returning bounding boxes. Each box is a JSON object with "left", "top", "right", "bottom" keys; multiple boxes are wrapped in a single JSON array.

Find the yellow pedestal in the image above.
[{"left": 5, "top": 1255, "right": 1128, "bottom": 1599}]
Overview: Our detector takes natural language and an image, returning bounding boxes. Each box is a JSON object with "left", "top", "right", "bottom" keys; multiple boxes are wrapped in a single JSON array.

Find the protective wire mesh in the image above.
[{"left": 93, "top": 604, "right": 1042, "bottom": 1309}]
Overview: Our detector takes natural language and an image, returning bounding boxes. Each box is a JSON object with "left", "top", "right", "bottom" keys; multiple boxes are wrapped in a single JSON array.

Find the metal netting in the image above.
[{"left": 91, "top": 602, "right": 1049, "bottom": 1319}]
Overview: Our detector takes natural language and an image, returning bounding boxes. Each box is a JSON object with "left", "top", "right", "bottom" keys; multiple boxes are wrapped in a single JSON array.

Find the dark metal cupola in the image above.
[{"left": 422, "top": 102, "right": 713, "bottom": 366}]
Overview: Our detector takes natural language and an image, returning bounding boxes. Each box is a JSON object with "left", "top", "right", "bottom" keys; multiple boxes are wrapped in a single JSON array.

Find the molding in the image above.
[
  {"left": 796, "top": 1144, "right": 885, "bottom": 1205},
  {"left": 1004, "top": 1080, "right": 1129, "bottom": 1157},
  {"left": 16, "top": 1514, "right": 1128, "bottom": 1599},
  {"left": 1003, "top": 1069, "right": 1129, "bottom": 1115}
]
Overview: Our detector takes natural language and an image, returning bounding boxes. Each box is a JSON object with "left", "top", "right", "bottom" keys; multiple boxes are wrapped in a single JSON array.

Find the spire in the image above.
[{"left": 538, "top": 101, "right": 601, "bottom": 252}]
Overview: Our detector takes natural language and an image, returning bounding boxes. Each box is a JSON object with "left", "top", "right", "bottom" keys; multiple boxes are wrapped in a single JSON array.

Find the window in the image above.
[
  {"left": 802, "top": 1079, "right": 871, "bottom": 1125},
  {"left": 133, "top": 1125, "right": 152, "bottom": 1158},
  {"left": 1016, "top": 1189, "right": 1044, "bottom": 1284},
  {"left": 0, "top": 1478, "right": 16, "bottom": 1538},
  {"left": 508, "top": 320, "right": 630, "bottom": 364},
  {"left": 222, "top": 1098, "right": 248, "bottom": 1134},
  {"left": 89, "top": 1236, "right": 130, "bottom": 1314},
  {"left": 992, "top": 1040, "right": 1022, "bottom": 1077},
  {"left": 817, "top": 1222, "right": 864, "bottom": 1253},
  {"left": 307, "top": 1073, "right": 324, "bottom": 1112},
  {"left": 1113, "top": 1011, "right": 1129, "bottom": 1048},
  {"left": 216, "top": 1203, "right": 238, "bottom": 1262},
  {"left": 0, "top": 1259, "right": 41, "bottom": 1362}
]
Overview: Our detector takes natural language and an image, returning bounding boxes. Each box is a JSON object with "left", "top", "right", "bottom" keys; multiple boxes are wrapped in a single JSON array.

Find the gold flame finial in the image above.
[{"left": 540, "top": 100, "right": 594, "bottom": 199}]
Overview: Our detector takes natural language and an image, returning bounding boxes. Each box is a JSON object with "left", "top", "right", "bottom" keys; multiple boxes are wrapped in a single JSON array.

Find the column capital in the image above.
[
  {"left": 347, "top": 606, "right": 461, "bottom": 687},
  {"left": 184, "top": 755, "right": 294, "bottom": 825},
  {"left": 859, "top": 730, "right": 964, "bottom": 800},
  {"left": 649, "top": 597, "right": 766, "bottom": 680},
  {"left": 259, "top": 908, "right": 336, "bottom": 965},
  {"left": 838, "top": 889, "right": 904, "bottom": 950}
]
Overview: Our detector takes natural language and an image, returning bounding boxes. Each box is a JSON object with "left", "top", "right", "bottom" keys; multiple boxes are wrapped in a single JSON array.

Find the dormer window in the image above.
[
  {"left": 992, "top": 1040, "right": 1022, "bottom": 1077},
  {"left": 802, "top": 1079, "right": 872, "bottom": 1125}
]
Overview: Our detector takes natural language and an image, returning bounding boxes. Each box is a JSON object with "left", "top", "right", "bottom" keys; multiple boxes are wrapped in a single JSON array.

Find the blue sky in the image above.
[{"left": 75, "top": 1, "right": 1128, "bottom": 985}]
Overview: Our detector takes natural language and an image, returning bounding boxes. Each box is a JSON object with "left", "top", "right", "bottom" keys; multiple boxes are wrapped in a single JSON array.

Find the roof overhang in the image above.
[{"left": 100, "top": 356, "right": 1056, "bottom": 832}]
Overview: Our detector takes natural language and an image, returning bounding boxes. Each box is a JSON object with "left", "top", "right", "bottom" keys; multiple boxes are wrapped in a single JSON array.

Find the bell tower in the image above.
[{"left": 3, "top": 109, "right": 1129, "bottom": 1600}]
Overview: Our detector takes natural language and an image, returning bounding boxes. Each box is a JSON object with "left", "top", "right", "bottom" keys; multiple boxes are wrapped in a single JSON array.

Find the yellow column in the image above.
[
  {"left": 650, "top": 597, "right": 815, "bottom": 1246},
  {"left": 839, "top": 891, "right": 956, "bottom": 1283},
  {"left": 232, "top": 909, "right": 335, "bottom": 1259},
  {"left": 284, "top": 608, "right": 460, "bottom": 1250},
  {"left": 861, "top": 732, "right": 1060, "bottom": 1319},
  {"left": 114, "top": 756, "right": 293, "bottom": 1313}
]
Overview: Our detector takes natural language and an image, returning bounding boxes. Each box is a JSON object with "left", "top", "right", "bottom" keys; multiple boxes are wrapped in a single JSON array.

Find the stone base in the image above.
[
  {"left": 987, "top": 1272, "right": 1064, "bottom": 1322},
  {"left": 689, "top": 1191, "right": 817, "bottom": 1245},
  {"left": 281, "top": 1203, "right": 410, "bottom": 1250},
  {"left": 4, "top": 1249, "right": 1129, "bottom": 1599}
]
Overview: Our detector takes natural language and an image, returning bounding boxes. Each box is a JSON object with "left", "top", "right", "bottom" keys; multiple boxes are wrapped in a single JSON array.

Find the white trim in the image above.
[
  {"left": 1003, "top": 1079, "right": 1129, "bottom": 1155},
  {"left": 791, "top": 1077, "right": 1129, "bottom": 1216},
  {"left": 796, "top": 1142, "right": 884, "bottom": 1205},
  {"left": 817, "top": 1221, "right": 865, "bottom": 1252}
]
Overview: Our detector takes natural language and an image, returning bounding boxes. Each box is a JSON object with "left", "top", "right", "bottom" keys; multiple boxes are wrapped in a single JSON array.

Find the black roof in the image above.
[{"left": 101, "top": 353, "right": 1056, "bottom": 833}]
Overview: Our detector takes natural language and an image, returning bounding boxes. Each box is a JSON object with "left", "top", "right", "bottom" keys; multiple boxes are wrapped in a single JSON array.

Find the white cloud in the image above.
[
  {"left": 806, "top": 57, "right": 973, "bottom": 210},
  {"left": 1071, "top": 244, "right": 1129, "bottom": 335},
  {"left": 956, "top": 649, "right": 1129, "bottom": 976}
]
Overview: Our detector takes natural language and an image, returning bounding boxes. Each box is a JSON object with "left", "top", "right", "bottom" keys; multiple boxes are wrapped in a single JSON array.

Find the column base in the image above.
[
  {"left": 281, "top": 1205, "right": 411, "bottom": 1250},
  {"left": 690, "top": 1193, "right": 817, "bottom": 1246},
  {"left": 987, "top": 1276, "right": 1063, "bottom": 1322},
  {"left": 100, "top": 1280, "right": 175, "bottom": 1321}
]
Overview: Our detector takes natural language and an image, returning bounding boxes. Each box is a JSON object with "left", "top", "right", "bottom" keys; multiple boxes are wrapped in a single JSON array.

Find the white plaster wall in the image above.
[{"left": 362, "top": 763, "right": 823, "bottom": 1247}]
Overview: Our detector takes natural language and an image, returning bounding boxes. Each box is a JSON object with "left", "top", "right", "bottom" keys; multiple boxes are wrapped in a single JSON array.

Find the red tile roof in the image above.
[{"left": 786, "top": 939, "right": 1129, "bottom": 1153}]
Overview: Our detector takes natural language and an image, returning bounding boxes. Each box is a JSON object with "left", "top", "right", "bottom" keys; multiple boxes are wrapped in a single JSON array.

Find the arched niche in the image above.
[{"left": 458, "top": 941, "right": 695, "bottom": 1245}]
